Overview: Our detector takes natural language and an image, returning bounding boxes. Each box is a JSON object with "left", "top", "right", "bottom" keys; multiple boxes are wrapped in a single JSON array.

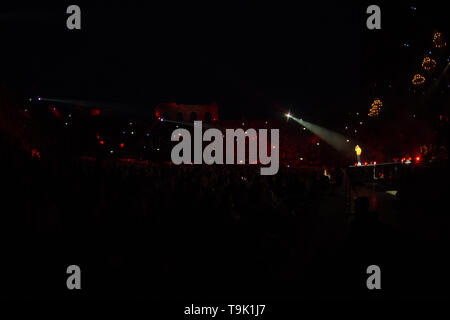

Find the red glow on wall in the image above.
[
  {"left": 49, "top": 105, "right": 62, "bottom": 118},
  {"left": 90, "top": 109, "right": 101, "bottom": 116}
]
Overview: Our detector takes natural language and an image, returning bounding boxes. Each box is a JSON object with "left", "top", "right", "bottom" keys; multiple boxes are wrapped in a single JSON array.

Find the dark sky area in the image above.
[{"left": 1, "top": 1, "right": 448, "bottom": 120}]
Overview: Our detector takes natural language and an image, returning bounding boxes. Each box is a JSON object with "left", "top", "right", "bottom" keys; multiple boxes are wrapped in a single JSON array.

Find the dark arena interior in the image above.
[{"left": 0, "top": 0, "right": 449, "bottom": 312}]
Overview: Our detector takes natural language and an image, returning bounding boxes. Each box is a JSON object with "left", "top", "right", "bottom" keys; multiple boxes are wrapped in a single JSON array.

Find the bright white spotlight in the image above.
[{"left": 285, "top": 113, "right": 291, "bottom": 118}]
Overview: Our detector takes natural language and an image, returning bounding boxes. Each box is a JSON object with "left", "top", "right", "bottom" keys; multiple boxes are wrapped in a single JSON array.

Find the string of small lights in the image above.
[
  {"left": 422, "top": 56, "right": 436, "bottom": 71},
  {"left": 412, "top": 73, "right": 426, "bottom": 86},
  {"left": 433, "top": 31, "right": 447, "bottom": 49},
  {"left": 368, "top": 99, "right": 382, "bottom": 117}
]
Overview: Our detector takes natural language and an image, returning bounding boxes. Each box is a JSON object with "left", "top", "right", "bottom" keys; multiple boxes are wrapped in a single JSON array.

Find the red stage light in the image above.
[
  {"left": 416, "top": 156, "right": 420, "bottom": 161},
  {"left": 100, "top": 140, "right": 104, "bottom": 145},
  {"left": 31, "top": 148, "right": 40, "bottom": 159},
  {"left": 120, "top": 143, "right": 124, "bottom": 148}
]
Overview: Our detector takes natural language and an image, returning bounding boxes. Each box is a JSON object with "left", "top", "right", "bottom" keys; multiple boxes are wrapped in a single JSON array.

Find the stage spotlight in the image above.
[{"left": 283, "top": 113, "right": 357, "bottom": 158}]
